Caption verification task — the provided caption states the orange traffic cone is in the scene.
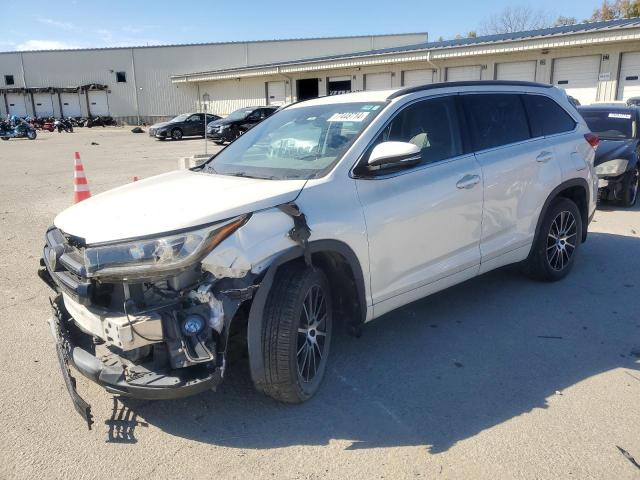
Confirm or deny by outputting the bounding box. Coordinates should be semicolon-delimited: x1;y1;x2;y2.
73;151;91;203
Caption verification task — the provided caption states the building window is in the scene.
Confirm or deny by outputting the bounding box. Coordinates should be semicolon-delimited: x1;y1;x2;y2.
116;71;126;83
4;75;14;86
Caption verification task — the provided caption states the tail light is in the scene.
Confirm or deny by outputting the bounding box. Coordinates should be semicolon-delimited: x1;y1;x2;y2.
584;133;599;149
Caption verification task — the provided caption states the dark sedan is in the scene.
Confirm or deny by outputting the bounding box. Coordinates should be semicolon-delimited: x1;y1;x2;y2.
206;106;277;144
149;112;221;141
578;105;640;207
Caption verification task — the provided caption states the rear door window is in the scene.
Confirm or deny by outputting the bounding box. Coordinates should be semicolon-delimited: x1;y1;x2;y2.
523;95;576;137
463;94;531;151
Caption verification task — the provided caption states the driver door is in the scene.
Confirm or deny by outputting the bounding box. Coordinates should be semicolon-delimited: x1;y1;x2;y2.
354;95;484;316
185;114;203;135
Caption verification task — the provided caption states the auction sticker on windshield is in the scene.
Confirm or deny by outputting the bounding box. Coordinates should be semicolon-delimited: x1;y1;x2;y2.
609;113;632;119
328;112;370;122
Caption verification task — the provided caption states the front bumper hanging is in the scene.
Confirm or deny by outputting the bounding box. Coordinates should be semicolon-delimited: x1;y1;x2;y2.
47;294;224;429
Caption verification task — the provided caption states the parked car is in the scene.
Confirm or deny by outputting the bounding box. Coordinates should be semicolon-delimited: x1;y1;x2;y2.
207;106;277;144
39;81;596;428
578;105;639;206
149;112;221;140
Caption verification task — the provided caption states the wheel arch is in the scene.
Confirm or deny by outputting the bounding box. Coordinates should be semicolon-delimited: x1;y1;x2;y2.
531;178;590;253
246;239;367;392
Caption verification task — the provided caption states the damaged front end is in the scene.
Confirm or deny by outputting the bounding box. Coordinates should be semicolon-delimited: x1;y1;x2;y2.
38;215;258;429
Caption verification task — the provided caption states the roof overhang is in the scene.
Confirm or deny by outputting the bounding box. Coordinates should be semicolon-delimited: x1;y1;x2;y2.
171;23;640;83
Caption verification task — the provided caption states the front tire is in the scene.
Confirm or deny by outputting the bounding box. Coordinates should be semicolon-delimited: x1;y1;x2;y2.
27;131;37;140
262;263;333;403
620;166;639;207
523;197;582;282
171;128;183;141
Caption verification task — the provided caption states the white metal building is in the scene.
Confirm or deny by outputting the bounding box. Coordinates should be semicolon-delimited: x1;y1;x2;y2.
0;33;427;123
171;18;640;115
2;18;640;123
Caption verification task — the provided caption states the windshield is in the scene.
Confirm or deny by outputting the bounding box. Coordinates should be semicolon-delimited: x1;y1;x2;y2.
226;108;254;121
170;113;190;123
580;110;634;139
204;102;384;180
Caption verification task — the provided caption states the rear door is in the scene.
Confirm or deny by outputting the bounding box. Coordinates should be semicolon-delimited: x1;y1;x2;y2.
185;114;203;135
355;94;483;315
462;93;562;271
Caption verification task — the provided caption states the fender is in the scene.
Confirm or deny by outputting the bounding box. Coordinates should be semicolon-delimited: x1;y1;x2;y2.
529;177;590;257
247;239;367;392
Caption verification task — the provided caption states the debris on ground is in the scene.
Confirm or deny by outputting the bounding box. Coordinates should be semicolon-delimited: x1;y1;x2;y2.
90;141;99;145
616;446;640;470
131;127;145;134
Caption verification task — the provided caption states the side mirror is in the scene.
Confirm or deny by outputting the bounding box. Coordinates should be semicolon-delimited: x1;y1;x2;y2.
367;141;422;168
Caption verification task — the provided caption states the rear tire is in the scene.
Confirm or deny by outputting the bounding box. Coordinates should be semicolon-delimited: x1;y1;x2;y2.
262;263;333;403
523;197;582;282
620;166;639;207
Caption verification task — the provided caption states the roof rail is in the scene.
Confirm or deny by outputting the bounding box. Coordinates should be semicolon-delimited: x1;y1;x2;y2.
387;80;553;99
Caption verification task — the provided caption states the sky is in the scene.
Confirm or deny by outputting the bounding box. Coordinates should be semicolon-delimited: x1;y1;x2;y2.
0;0;603;52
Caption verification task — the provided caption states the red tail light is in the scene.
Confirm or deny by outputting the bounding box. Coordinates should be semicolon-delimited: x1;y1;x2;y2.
584;133;599;149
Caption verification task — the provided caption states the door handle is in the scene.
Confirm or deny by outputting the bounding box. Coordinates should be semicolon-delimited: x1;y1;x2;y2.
456;174;481;189
536;151;553;163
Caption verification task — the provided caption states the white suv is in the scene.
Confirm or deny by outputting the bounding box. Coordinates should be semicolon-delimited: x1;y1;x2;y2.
40;81;597;427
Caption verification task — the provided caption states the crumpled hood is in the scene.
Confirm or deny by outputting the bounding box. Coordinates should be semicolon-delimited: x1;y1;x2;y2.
54;170;306;244
594;139;637;166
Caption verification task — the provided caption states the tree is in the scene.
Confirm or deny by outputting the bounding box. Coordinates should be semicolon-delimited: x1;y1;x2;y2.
468;31;477;38
591;0;640;20
554;16;577;26
479;6;552;35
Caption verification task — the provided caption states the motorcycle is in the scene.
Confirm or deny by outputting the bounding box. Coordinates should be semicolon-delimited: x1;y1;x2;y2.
0;120;37;140
86;115;117;127
54;118;74;133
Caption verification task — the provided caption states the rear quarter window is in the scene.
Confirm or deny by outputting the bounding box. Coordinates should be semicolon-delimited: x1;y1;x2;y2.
462;94;531;151
523;95;576;137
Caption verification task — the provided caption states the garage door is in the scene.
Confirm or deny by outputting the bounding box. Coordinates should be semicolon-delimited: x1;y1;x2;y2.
496;61;537;82
87;90;109;116
618;52;640;101
552;56;601;105
6;93;27;117
446;65;482;82
60;92;82;117
403;69;435;87
33;93;54;117
365;72;393;91
266;81;286;106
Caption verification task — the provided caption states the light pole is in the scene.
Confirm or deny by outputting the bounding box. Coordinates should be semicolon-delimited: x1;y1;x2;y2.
202;92;210;155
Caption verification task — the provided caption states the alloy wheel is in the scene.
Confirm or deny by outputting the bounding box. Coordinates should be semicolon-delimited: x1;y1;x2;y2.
296;284;328;383
546;210;577;271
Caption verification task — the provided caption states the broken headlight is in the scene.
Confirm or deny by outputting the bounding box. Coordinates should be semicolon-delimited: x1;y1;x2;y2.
595;159;629;177
83;215;248;280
